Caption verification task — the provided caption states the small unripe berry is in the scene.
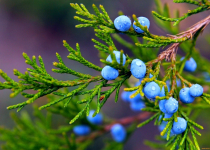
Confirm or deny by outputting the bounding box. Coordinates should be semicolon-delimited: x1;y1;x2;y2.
181;57;197;72
106;51;126;66
164;97;178;114
110;124;126;142
114;15;131;32
101;66;119;80
179;87;195;104
189;84;203;97
143;82;160;100
130;59;146;79
73;125;91;136
172;117;187;134
87;110;103;125
133;17;150;33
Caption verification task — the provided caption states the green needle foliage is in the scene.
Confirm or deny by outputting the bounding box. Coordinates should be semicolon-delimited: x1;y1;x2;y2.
0;92;98;150
1;0;210;149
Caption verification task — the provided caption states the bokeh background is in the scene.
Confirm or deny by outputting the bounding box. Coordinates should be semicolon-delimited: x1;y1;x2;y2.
0;0;210;149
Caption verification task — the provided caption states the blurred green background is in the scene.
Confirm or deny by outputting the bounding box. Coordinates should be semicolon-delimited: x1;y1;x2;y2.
0;0;210;149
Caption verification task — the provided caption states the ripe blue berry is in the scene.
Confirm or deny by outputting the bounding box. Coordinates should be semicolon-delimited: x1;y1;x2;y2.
164;113;173;119
87;110;103;125
106;51;126;66
179;87;195;104
121;91;132;102
172;117;187;134
114;15;131;32
181;57;197;72
101;66;119;80
159;100;167;113
130;59;146;79
110;124;126;142
130;101;145;111
189;84;203;97
164;97;178;114
143;82;160;100
133;17;150;33
73;125;91;136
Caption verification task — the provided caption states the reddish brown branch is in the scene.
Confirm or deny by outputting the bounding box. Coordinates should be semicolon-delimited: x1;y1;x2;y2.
160;15;210;61
76;112;151;142
146;15;210;65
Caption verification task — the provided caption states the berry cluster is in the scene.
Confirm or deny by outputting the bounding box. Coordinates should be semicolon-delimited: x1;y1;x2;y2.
179;57;202;104
130;59;163;102
73;110;127;142
179;84;203;104
101;51;126;80
121;59;158;112
158;116;187;136
158;98;187;135
101;50;203;138
100;14;205;143
114;15;150;33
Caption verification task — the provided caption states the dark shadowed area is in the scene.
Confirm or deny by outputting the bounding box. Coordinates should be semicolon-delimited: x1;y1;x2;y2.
0;0;210;149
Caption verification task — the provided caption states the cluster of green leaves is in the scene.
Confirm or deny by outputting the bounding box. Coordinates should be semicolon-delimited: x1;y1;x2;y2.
1;0;210;150
0;39;131;125
0;92;91;150
153;0;210;26
0;87;118;150
71;1;210;50
0;89;142;150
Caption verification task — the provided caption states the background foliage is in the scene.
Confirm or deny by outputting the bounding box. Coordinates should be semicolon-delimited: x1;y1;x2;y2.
1;0;210;149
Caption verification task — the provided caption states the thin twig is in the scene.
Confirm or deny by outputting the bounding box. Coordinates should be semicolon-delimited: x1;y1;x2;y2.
149;15;210;63
76;112;151;142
